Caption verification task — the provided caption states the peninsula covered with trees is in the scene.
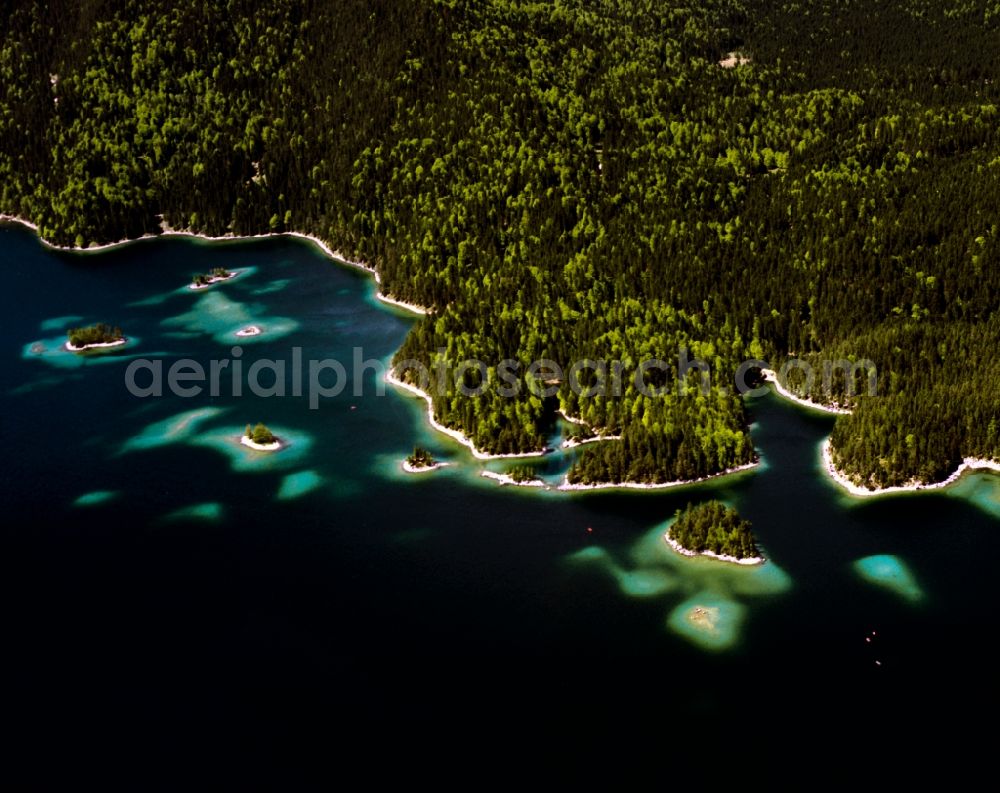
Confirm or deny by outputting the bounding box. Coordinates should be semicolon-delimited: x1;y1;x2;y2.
3;0;1000;489
506;465;541;485
666;501;761;563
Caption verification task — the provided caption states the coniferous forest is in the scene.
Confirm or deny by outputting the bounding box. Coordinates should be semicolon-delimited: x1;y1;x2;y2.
668;500;759;560
3;0;1000;488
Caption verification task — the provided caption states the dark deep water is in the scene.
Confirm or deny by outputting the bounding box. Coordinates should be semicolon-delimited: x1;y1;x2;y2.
2;223;997;780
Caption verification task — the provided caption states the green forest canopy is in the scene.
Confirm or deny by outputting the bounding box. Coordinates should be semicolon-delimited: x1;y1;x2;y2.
192;266;233;285
67;323;123;347
406;446;436;467
668;500;759;560
3;0;1000;488
506;464;541;483
245;422;276;445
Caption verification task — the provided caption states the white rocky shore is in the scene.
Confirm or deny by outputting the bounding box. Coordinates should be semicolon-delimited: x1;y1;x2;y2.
240;435;282;452
664;534;764;566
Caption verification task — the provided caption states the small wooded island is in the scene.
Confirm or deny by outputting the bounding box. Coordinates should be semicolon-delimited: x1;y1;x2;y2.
190;267;237;289
666;501;763;565
403;446;441;473
241;422;282;451
66;323;126;351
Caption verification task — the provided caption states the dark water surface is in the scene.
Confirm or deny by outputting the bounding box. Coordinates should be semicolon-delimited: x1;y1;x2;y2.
2;223;996;779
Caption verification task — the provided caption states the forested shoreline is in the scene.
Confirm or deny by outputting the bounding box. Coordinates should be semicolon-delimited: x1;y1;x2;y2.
3;0;999;488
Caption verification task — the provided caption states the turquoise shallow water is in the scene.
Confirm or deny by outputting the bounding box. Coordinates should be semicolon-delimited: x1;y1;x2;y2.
2;222;998;769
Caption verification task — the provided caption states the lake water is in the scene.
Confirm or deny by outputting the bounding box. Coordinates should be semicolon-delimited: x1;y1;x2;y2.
3;223;997;775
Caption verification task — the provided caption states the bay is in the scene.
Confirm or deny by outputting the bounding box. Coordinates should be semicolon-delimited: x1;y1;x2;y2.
2;222;996;775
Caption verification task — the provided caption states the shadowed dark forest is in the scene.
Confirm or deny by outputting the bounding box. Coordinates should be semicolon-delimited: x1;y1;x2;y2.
3;0;999;488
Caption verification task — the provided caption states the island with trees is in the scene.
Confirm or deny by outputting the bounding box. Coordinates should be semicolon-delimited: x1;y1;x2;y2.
66;323;126;352
190;267;238;289
4;0;1000;490
241;422;282;452
481;464;545;488
403;446;443;473
666;501;763;565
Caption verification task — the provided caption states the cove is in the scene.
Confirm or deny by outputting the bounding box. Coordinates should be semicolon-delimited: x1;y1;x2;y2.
2;220;997;746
